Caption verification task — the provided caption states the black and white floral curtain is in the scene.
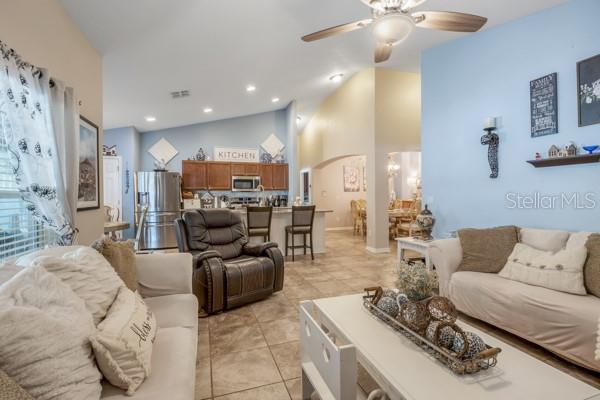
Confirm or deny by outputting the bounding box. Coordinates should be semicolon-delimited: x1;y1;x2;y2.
0;40;78;245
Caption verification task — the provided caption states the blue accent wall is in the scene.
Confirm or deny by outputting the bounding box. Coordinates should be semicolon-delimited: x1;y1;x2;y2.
103;126;141;238
422;0;600;238
140;110;288;172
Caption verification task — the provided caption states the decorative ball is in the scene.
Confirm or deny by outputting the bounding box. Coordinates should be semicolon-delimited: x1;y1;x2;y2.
426;296;458;323
396;293;409;307
398;301;430;334
425;321;457;349
452;331;487;360
376;296;399;318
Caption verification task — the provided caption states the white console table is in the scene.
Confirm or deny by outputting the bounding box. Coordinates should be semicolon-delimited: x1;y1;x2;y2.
395;237;433;271
305;294;600;400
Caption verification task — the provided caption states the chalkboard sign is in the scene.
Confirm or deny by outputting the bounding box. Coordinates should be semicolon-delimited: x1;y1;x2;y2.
530;73;558;137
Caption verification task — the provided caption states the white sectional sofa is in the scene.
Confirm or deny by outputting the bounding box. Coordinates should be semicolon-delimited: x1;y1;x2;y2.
16;248;198;400
430;228;600;372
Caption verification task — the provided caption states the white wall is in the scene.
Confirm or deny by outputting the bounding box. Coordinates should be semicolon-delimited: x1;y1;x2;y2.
313;156;366;229
0;0;104;244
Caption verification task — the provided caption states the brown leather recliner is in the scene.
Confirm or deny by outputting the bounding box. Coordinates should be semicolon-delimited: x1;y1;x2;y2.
175;209;284;315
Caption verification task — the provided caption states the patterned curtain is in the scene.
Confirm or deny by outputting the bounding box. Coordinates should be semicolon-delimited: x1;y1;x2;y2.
0;41;78;245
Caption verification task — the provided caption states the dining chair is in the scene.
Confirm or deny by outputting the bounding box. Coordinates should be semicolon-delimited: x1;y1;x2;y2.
246;206;273;242
285;205;316;261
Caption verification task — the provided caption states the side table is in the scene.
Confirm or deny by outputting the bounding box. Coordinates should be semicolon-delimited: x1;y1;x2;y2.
396;237;433;271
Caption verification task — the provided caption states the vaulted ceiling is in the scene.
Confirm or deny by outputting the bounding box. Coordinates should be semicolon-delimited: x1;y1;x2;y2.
59;0;569;132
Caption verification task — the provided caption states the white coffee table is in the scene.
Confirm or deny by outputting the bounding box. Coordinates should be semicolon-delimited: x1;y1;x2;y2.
307;294;600;400
396;237;433;271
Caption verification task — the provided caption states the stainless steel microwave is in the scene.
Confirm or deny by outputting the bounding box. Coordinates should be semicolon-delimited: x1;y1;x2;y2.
232;176;261;192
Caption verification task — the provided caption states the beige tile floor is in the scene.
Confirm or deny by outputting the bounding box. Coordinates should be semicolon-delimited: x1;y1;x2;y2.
195;231;600;399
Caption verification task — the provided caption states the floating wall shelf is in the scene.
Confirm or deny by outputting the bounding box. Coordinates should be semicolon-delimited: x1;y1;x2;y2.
526;153;600;168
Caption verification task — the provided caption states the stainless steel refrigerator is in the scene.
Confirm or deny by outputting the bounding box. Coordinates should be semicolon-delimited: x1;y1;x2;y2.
134;171;181;250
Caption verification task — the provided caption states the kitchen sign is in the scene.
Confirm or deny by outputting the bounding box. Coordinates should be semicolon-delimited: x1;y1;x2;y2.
214;147;259;163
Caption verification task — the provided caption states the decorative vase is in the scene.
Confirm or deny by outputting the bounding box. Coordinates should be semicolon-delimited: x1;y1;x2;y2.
416;204;435;241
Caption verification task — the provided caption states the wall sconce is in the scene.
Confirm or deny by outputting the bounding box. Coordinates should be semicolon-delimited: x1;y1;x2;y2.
481;117;499;179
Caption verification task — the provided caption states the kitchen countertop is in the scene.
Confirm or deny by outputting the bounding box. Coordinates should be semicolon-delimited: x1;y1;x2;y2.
181;207;332;214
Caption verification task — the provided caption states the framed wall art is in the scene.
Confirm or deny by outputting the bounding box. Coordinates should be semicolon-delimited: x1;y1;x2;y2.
530;73;558;137
343;165;360;192
77;116;100;211
577;54;600;127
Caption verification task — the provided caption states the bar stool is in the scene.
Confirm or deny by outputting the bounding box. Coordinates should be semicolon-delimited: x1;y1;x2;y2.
285;205;316;261
246;206;273;242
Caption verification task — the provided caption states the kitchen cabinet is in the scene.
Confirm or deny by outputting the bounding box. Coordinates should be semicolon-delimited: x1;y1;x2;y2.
272;164;288;190
182;161;207;189
207;162;231;190
182;161;287;191
231;163;260;176
259;164;274;189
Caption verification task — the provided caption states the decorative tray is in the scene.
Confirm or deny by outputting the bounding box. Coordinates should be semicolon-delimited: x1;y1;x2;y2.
363;287;501;375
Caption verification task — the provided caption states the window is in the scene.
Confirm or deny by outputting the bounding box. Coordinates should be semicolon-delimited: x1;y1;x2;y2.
0;113;55;261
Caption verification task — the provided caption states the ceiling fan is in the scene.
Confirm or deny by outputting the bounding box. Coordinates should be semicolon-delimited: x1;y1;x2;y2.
301;0;487;63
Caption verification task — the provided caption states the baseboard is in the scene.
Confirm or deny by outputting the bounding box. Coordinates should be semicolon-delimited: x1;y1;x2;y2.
366;246;391;254
326;226;354;231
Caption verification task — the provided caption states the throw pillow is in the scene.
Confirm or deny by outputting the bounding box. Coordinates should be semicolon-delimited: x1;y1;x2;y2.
0;262;22;285
499;243;587;295
91;238;138;292
583;233;600;297
90;286;157;395
457;226;519;273
0;368;33;400
30;247;124;325
0;266;102;400
519;228;570;252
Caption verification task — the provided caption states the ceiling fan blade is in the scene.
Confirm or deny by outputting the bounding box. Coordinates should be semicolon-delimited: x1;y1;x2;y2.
413;11;487;32
360;0;385;11
374;43;393;63
302;19;372;42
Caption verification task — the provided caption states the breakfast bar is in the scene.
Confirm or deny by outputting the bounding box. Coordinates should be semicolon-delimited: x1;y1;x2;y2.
232;208;333;255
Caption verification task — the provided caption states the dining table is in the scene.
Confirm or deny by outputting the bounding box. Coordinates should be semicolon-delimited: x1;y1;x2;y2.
357;208;416;239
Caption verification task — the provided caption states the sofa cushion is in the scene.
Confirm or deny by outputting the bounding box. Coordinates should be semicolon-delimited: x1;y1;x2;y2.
100;326;197;400
0;266;102;400
457;226;518;273
499;243;588;295
144;294;198;329
0;369;33;400
583;234;600;297
449;271;600;372
519;228;570;252
91;287;157;395
29;247;124;325
91;238;138;292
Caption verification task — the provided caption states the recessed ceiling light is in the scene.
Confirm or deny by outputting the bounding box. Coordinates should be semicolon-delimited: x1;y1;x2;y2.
246;84;256;92
272;97;280;103
203;107;213;113
145;116;156;122
329;73;344;83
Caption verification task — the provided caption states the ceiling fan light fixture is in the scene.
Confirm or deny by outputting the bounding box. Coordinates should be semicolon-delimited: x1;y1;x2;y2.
372;13;415;45
329;73;344;83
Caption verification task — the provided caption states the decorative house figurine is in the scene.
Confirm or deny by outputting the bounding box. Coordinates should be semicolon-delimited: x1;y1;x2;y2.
566;143;577;156
189;147;207;161
535;152;542;160
558;149;568;157
548;145;560;158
